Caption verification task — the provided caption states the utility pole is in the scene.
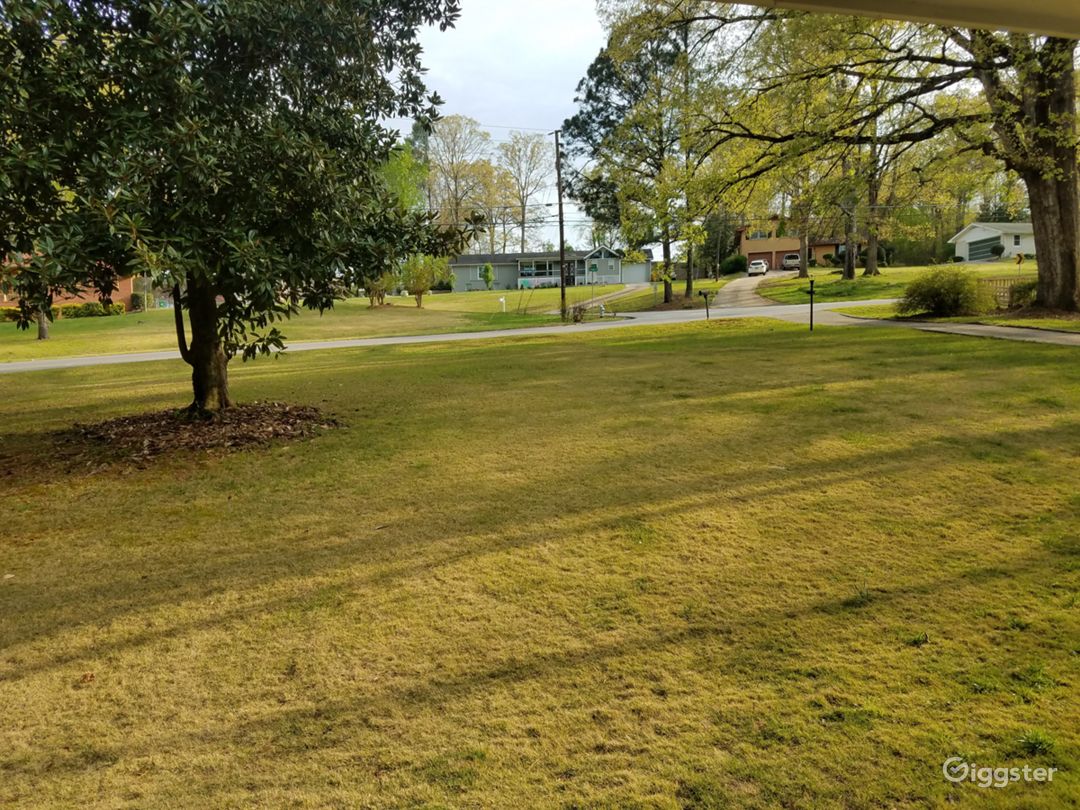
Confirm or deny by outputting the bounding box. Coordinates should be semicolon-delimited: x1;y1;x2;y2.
554;129;567;321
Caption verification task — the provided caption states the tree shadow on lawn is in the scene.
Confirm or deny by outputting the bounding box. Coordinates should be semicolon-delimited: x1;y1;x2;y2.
1;413;1077;681
16;549;1063;789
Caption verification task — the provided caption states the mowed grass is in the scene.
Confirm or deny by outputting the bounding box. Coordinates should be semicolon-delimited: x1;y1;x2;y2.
605;278;732;313
0;285;624;363
759;264;1037;305
841;303;1080;334
1;320;1078;808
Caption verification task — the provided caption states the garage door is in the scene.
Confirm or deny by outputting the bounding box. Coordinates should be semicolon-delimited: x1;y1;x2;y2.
967;236;1001;262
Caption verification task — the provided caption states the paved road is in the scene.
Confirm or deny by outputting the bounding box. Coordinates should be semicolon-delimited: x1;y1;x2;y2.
0;299;889;375
714;270;796;307
2;292;1078;375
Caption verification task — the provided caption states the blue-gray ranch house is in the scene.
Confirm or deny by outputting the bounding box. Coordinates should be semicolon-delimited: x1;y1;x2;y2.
448;246;653;292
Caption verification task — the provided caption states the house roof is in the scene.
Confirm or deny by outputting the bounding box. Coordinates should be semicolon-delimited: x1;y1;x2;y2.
450;246;652;265
948;222;1034;243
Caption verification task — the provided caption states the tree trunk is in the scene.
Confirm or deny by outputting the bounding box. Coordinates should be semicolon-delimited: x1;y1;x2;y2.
863;177;881;276
661;237;673;303
520;205;527;253
843;209;856;281
415;292;424;308
1026;171;1080;310
684;243;694;299
184;278;231;413
36;306;49;340
798;232;809;279
863;232;880;277
977;36;1079;310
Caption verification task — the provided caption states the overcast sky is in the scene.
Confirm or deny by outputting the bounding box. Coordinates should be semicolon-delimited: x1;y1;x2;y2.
390;0;608;247
416;0;605;133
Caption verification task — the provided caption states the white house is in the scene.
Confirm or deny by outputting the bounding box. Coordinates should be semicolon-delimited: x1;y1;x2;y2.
948;222;1036;261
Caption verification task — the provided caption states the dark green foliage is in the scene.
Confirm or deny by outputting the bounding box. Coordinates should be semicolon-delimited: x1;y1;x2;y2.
858;244;888;267
130;292;144;312
951;255;966;262
700;211;737;277
990;244;1006;257
1009;280;1038;309
719;254;748;275
2;0;468;409
898;267;995;316
57;301;124;318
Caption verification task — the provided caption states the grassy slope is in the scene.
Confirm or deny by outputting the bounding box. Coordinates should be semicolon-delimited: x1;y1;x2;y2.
1;320;1078;808
606;277;732;313
759;264;1037;305
0;285;624;363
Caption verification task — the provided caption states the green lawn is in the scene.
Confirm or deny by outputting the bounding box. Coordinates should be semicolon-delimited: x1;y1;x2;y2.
1;320;1077;808
0;285;624;363
842;303;1080;334
759;264;1037;305
606;277;732;313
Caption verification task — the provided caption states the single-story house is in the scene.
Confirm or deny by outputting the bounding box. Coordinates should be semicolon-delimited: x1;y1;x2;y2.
736;226;844;269
0;274;136;311
448;246;653;292
948;222;1035;261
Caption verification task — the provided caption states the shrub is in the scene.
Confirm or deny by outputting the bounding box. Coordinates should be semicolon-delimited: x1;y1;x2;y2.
951;255;965;262
59;301;108;318
109;302;125;315
898;267;995;317
1008;280;1038;309
570;303;588;323
481;263;494;290
130;292;144;311
990;244;1005;258
719;254;748;275
808;258;818;268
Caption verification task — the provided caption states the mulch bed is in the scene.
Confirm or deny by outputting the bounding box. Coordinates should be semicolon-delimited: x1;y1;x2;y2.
2;402;340;478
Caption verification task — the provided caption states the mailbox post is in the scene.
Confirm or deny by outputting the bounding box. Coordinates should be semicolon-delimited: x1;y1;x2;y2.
809;279;815;332
698;289;715;320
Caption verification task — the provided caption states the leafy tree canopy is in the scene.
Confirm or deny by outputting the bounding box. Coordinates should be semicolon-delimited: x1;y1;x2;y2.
1;0;470;411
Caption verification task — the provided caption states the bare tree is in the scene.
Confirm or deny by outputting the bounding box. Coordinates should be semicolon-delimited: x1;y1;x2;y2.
498;132;554;252
428;115;490;228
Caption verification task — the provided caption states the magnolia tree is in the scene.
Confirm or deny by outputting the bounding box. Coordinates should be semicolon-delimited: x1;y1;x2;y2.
1;0;469;413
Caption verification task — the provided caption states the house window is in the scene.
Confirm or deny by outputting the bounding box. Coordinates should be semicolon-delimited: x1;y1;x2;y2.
1013;235;1021;246
607;260;615;271
749;229;769;240
475;267;486;281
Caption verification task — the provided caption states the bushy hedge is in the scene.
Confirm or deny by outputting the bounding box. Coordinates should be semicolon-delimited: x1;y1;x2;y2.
719;254;748;275
1008;280;1038;309
898;267;995;317
2;306;59;321
130;292;145;311
59;301;126;318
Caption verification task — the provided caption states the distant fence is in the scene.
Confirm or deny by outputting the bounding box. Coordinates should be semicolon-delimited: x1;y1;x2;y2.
979;276;1027;307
